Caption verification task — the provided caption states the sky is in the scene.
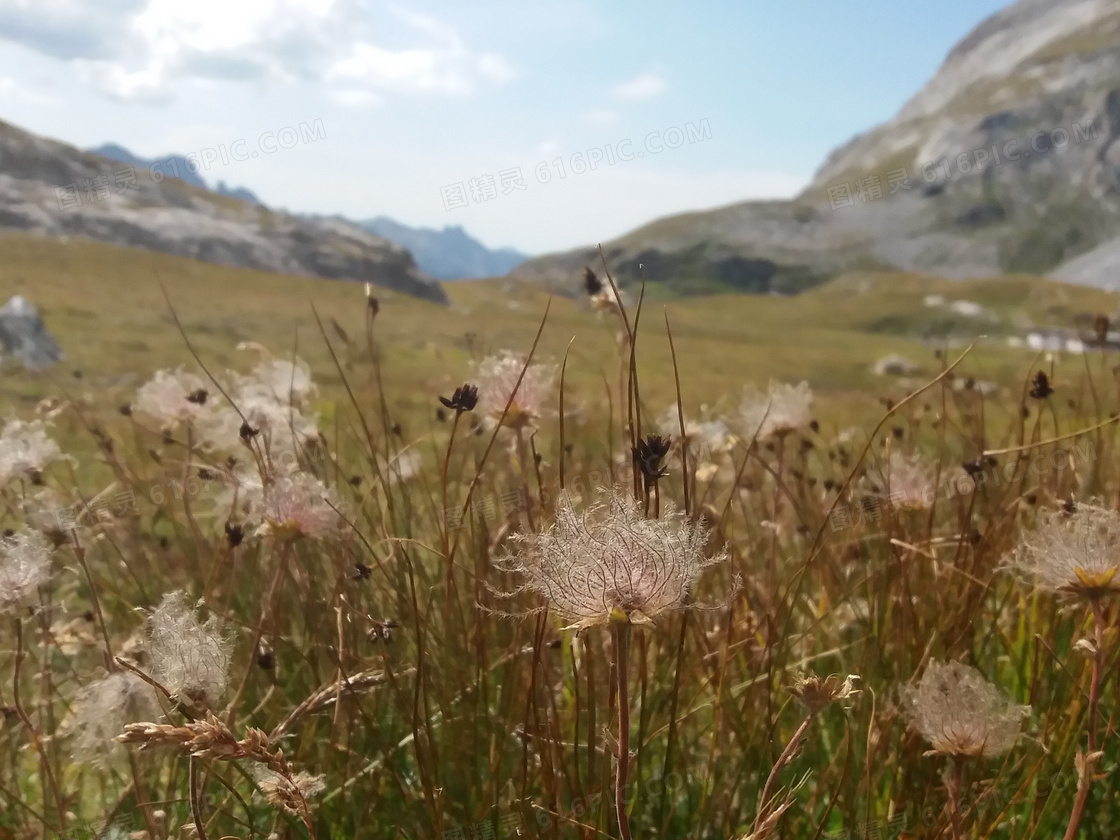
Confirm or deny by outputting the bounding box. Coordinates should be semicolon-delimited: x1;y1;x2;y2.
0;0;1013;255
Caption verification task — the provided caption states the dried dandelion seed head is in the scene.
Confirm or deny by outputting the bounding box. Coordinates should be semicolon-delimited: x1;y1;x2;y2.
903;661;1029;758
0;418;66;487
0;527;52;613
196;395;318;456
1006;502;1120;600
147;591;232;712
251;766;326;814
740;380;813;441
247;356;316;405
657;405;733;459
64;671;161;765
134;367;213;428
788;673;861;715
495;489;732;630
255;471;342;541
474;350;556;429
866;451;936;510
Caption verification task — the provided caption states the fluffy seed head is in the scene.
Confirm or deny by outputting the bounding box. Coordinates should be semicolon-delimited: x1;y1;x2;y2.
0;418;65;487
147;591;232;712
903;661;1029;758
474;350;555;429
866;451;937;510
0;527;52;613
789;673;861;715
1006;502;1120;600
496;489;731;629
64;671;161;765
134;367;212;428
740;380;813;440
251;767;326;814
255;471;342;541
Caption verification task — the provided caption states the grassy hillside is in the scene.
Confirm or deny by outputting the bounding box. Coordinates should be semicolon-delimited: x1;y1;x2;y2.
3;233;1117;427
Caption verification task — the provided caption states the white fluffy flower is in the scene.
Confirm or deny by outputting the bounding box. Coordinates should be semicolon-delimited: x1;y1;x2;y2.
147;591;232;712
134;367;211;428
474;351;555;429
496;489;731;629
0;527;52;613
0;419;65;487
64;671;162;765
740;380;813;440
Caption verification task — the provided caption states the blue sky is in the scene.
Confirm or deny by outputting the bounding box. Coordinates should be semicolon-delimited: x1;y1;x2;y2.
0;0;1011;254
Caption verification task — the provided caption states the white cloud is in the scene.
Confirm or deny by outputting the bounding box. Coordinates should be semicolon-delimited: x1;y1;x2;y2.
329;88;381;108
583;108;618;125
613;73;665;102
0;0;514;102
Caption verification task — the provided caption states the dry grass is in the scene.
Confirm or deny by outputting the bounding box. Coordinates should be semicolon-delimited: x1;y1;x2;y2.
0;234;1118;839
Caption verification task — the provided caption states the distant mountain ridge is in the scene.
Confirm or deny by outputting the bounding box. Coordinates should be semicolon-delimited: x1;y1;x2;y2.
88;143;264;205
514;0;1120;295
0;121;448;303
355;216;528;280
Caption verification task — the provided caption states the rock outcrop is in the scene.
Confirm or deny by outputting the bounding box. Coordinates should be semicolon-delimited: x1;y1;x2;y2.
0;121;449;304
514;0;1120;295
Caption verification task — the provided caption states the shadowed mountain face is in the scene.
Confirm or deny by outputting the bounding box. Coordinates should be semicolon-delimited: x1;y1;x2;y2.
354;217;528;280
0;122;449;304
514;0;1120;296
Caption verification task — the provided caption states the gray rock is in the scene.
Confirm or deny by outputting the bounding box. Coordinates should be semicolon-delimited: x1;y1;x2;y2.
0;296;62;369
0;121;449;305
874;355;921;377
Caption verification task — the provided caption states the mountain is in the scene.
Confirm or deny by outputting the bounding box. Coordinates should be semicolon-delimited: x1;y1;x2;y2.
0;121;448;304
514;0;1120;296
355;217;528;280
88;143;264;205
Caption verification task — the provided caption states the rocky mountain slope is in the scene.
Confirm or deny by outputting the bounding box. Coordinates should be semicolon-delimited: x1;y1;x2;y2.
355;217;528;280
0;121;449;304
514;0;1120;295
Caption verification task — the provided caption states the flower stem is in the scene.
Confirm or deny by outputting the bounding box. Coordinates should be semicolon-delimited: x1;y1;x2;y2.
1063;597;1106;840
753;713;812;836
612;621;633;840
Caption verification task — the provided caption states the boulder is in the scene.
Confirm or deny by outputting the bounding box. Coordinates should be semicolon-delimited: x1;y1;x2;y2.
0;296;63;369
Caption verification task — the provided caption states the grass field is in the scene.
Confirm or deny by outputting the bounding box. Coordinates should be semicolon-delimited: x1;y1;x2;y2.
1;233;1119;839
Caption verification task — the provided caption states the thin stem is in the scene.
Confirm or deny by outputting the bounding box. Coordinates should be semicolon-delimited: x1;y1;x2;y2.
754;714;813;836
189;756;210;840
612;621;633;840
1062;598;1106;840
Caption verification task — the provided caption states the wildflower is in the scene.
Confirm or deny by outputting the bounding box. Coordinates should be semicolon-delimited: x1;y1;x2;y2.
583;266;604;296
866;451;937;510
495;489;731;630
474;351;555;429
439;383;479;414
256;471;342;541
0;418;65;487
632;434;672;485
740;380;813;440
64;671;161;765
0;527;52;613
147;591;232;712
788;673;861;715
1029;371;1053;399
1006;502;1120;600
903;661;1029;758
133;367;213;428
